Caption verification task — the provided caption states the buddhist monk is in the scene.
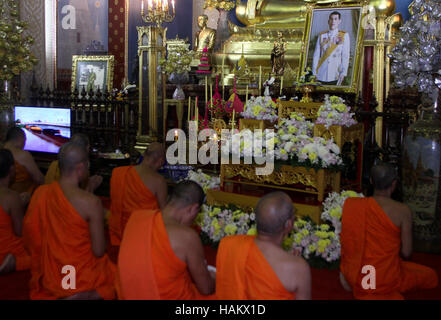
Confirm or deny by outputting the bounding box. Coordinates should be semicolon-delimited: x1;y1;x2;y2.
23;142;116;300
3;127;44;194
0;149;31;274
117;181;215;300
45;133;103;193
340;163;439;300
216;192;311;300
109;142;167;245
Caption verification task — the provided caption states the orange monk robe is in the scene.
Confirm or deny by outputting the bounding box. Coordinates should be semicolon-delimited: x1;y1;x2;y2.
23;182;116;300
216;235;295;300
0;206;30;271
10;161;38;194
117;210;214;300
44;160;60;185
109;166;159;246
340;197;439;300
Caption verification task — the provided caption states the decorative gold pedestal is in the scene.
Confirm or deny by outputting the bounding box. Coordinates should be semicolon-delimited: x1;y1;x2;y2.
314;123;365;190
278;100;322;121
220;163;340;203
207;189;322;224
239;118;275;131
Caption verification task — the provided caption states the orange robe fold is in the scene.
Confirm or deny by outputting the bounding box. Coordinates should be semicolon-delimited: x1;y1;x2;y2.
44;160;60;185
23;182;116;300
216;235;295;300
0;206;30;271
117;210;212;300
109;166;159;246
11;161;38;194
340;197;438;300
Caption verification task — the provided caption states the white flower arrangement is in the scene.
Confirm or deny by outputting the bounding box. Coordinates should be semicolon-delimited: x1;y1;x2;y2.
284;219;341;263
321;190;364;236
241;96;278;122
185;169;220;192
196;190;363;266
296;137;343;168
315;95;357;129
197;205;257;245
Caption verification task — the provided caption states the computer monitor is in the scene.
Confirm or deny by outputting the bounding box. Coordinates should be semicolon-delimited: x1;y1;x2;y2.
14;106;71;154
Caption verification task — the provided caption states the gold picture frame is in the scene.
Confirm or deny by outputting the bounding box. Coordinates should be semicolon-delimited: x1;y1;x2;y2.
298;1;367;93
71;55;115;92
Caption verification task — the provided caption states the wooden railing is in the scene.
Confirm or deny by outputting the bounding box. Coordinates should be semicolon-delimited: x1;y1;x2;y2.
29;86;139;155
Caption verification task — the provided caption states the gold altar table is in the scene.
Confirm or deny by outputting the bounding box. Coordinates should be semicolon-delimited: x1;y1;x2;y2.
207;189;322;224
220;163;340;203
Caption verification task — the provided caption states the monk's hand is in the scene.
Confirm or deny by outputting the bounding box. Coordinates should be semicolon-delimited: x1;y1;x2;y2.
87;175;103;193
19;192;31;206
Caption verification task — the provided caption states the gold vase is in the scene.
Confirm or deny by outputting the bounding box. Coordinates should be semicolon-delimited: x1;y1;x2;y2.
299;84;316;103
402;91;441;253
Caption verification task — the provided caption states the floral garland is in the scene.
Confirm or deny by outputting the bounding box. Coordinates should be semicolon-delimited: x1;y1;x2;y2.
196;204;256;247
272;112;343;169
315;95;357;129
321;190;364;236
283;218;340;267
196;190;364;268
185;169;220;192
241;96;279;122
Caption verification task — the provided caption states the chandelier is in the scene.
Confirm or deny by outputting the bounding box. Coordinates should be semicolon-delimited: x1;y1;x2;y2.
141;0;175;27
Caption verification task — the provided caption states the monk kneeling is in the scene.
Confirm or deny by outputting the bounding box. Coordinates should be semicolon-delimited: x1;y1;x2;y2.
3;127;44;195
117;181;215;299
0;149;31;274
340;163;439;299
216;192;311;300
45;133;102;193
24;142;116;300
109;142;167;245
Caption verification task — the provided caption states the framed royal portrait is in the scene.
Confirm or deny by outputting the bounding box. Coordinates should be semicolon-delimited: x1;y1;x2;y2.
298;2;366;93
71;55;114;92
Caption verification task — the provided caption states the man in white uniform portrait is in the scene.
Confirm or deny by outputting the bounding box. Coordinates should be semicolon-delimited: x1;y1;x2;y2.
312;11;350;86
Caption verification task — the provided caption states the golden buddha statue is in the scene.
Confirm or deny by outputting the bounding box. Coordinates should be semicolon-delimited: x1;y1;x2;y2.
235;0;356;28
194;15;217;54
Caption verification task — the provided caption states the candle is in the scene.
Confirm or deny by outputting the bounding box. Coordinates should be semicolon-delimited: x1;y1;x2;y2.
222;46;226;100
245;85;248;108
232;109;235;130
195;97;199;123
210;82;213;112
187;96;191;122
259;66;262;93
174;129;178;141
148;0;152;11
205;76;208;106
141;0;144;14
280;76;283;96
172;0;175;14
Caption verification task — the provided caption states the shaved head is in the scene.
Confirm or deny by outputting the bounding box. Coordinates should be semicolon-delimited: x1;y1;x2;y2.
144;142;165;161
58;142;88;175
256;192;295;235
169;181;205;208
371;163;398;191
6;127;25;142
70;133;90;149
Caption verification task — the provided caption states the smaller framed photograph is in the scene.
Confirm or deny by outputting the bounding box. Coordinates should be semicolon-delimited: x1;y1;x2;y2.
71;55;114;92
